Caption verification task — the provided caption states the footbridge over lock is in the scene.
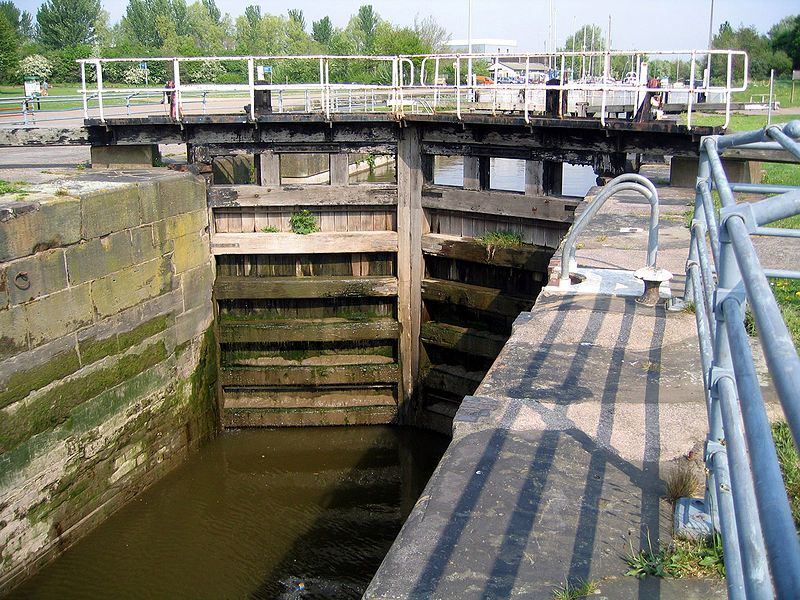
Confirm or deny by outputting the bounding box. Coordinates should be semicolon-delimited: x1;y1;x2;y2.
0;50;740;431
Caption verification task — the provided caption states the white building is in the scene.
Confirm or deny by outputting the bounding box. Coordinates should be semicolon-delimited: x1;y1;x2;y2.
445;38;517;54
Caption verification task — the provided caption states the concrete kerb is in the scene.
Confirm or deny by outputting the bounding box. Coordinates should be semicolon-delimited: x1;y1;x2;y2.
366;173;723;599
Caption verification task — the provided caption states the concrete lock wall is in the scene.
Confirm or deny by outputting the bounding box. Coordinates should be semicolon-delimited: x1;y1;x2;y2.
0;171;217;590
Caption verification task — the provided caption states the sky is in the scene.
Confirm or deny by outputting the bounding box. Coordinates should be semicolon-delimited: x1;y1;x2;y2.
12;0;799;52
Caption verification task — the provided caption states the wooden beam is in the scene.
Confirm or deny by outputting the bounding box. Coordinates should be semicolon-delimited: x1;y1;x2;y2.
422;186;578;223
396;124;424;412
223;404;397;427
223;389;397;410
214;275;398;299
219;318;400;343
221;363;400;386
422;234;554;272
258;152;280;186
463;156;480;190
211;231;398;255
0;127;90;147
208;184;397;207
424;364;485;398
422;278;535;317
420;321;507;359
330;153;350;186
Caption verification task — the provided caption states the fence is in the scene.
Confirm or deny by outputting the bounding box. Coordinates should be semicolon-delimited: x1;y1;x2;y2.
683;119;800;599
0;50;749;128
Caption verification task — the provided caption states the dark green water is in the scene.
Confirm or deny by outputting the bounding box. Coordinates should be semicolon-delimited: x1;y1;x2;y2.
9;427;448;600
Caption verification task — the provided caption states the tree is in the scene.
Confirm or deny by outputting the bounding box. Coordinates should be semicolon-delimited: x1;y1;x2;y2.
288;9;305;32
37;0;101;48
312;16;333;46
769;14;800;69
20;54;53;79
201;0;221;24
0;14;17;82
414;15;448;53
356;4;379;52
713;20;793;80
0;1;33;40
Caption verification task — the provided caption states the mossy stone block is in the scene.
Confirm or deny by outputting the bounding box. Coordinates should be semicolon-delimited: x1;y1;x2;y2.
91;257;174;318
66;231;135;286
0;197;81;262
0;305;29;360
0;349;81;410
3;248;68;306
81;186;141;240
25;284;93;348
90;144;157;169
172;233;209;274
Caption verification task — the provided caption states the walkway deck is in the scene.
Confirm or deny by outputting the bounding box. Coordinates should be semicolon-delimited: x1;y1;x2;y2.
366;170;728;598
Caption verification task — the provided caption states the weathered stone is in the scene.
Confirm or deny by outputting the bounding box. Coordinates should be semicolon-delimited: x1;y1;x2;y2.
158;175;206;218
172;233;209;274
81;186;141;240
175;303;213;345
25;285;93;348
0;349;81;410
91;257;173;318
0;269;7;309
670;156;762;188
90;145;158;169
0;305;29;360
66;232;134;286
162;210;208;240
130;225;173;264
2;249;68;306
137;181;161;224
180;263;214;311
0;197;81;262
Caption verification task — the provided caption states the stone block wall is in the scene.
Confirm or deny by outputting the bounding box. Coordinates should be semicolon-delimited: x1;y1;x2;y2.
0;171;217;590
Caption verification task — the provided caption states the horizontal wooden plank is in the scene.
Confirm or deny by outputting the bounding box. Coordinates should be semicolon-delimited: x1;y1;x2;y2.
422;186;578;223
215;275;398;299
209;183;397;208
221;363;400;386
420;321;507;359
223;404;397;427
211;231;398;255
219;318;400;343
0;127;90;147
422;278;534;317
421;233;553;272
424;364;485;399
223;388;397;410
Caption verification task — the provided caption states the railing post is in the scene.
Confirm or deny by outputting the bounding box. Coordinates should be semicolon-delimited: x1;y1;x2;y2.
96;60;105;122
247;57;255;120
172;58;181;120
80;61;88;119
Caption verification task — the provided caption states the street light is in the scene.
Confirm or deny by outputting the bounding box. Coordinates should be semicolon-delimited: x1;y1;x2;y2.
467;0;473;88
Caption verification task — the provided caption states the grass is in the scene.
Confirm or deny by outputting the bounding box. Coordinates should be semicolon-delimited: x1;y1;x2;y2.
773;421;800;529
664;462;701;503
289;209;319;235
732;80;800;109
478;230;524;248
624;532;725;580
0;180;30;195
682;112;798;131
261;225;280;233
552;578;599;600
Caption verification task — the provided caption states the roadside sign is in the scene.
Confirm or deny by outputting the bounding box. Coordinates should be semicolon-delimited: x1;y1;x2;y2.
264;65;273;74
139;62;147;70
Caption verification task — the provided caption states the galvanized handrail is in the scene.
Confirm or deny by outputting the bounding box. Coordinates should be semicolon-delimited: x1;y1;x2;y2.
72;49;747;126
684;119;800;599
558;173;659;284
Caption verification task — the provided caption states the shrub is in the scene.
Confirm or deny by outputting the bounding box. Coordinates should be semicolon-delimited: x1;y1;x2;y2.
19;54;52;80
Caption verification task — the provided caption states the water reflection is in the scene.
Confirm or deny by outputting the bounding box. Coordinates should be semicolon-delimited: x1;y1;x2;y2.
9;427;448;600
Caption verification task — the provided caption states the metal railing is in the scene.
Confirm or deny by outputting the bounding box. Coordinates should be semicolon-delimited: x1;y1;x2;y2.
68;49;747;127
684;119;800;599
558;173;660;285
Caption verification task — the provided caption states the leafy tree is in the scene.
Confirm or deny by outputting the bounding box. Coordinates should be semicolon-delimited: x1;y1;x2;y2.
312;16;333;46
287;9;305;32
20;54;53;79
122;0;191;49
244;5;260;29
562;24;605;53
355;4;379;52
769;14;800;69
202;0;221;24
37;0;101;48
0;14;17;82
0;1;33;40
414;15;448;52
713;20;793;79
187;1;233;54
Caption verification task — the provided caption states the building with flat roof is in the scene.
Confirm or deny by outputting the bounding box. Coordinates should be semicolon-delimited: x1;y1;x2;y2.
445;38;517;54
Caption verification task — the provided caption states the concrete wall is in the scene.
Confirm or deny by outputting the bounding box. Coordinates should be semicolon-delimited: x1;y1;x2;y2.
0;171;217;590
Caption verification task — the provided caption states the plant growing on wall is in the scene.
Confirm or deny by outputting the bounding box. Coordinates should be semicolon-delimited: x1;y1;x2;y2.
289;209;319;234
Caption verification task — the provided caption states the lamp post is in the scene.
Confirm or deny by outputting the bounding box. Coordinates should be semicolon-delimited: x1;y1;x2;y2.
705;0;714;88
467;0;473;88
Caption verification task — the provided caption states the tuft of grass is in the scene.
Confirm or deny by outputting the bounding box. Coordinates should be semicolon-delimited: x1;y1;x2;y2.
0;180;30;195
552;578;599;600
289;209;319;235
664;462;701;503
261;225;280;233
479;230;523;248
625;531;725;580
773;421;800;529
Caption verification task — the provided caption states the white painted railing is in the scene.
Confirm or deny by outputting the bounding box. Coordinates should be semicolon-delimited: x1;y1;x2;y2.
50;50;746;128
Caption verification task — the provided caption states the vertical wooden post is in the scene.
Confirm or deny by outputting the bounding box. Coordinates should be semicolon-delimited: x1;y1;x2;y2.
259;152;281;186
543;161;563;195
463;156;480;190
421;154;435;185
330;153;350;186
397;126;423;418
525;159;544;196
478;156;491;190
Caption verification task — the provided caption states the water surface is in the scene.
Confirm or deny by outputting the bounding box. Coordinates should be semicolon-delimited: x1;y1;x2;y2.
10;427;448;600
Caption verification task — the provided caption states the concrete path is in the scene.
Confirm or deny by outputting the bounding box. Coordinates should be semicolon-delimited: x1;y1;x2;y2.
366;170;727;598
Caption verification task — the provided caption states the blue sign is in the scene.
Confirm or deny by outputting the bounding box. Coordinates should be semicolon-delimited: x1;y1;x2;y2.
264;65;273;74
139;62;147;70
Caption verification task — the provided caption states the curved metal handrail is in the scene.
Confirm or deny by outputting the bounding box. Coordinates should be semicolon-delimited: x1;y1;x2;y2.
559;173;659;285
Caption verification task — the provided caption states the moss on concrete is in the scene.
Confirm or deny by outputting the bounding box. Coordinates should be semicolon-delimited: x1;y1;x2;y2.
0;349;81;410
79;314;172;367
0;341;168;455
